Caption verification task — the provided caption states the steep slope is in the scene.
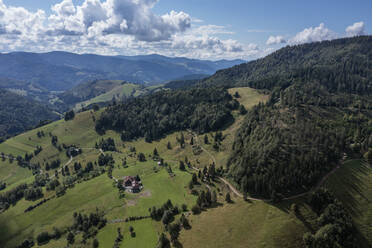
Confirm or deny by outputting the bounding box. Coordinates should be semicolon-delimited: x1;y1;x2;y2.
59;80;126;106
0;89;59;141
95;87;240;142
0;78;52;103
200;36;372;199
203;36;372;94
73;83;164;110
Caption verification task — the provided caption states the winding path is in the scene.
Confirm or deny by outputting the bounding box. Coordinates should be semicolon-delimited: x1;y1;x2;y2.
191;132;344;202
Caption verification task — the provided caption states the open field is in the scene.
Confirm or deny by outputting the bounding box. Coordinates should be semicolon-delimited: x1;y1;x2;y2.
180;199;306;248
0;160;33;190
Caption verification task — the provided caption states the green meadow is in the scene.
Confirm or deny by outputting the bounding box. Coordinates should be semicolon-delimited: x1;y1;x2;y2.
0;87;327;248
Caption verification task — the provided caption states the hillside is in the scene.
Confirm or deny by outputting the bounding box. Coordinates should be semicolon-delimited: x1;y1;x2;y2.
59;80;127;106
0;89;59;142
203;36;372;93
0;52;244;91
324;159;372;247
194;36;372;200
0;87;290;248
72;83;163;110
95;87;239;141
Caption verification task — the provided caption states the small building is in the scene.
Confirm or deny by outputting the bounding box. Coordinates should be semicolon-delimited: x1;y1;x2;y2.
122;176;143;193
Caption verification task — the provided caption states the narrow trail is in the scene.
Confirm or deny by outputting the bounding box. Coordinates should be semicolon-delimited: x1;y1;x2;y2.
191;132;344;202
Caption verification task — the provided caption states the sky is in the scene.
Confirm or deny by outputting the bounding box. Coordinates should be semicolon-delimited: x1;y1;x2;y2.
0;0;370;60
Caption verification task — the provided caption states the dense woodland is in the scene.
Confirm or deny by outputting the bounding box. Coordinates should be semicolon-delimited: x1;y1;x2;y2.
203;36;372;93
95;88;239;142
224;36;372;199
0;89;58;142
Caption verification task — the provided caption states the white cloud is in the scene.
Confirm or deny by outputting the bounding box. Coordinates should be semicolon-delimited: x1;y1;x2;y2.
346;21;365;37
0;0;262;60
266;35;286;45
52;0;76;16
290;23;337;44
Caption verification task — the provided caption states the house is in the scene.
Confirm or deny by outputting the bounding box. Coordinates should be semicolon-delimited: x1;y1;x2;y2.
122;176;143;193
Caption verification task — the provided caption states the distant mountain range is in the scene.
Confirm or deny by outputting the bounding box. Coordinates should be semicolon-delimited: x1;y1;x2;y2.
0;51;245;91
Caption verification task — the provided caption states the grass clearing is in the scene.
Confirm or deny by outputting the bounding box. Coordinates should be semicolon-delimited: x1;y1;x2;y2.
0;160;33;191
180;199;306;248
324;159;372;247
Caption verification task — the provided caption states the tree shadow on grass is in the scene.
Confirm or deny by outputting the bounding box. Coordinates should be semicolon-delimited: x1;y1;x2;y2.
172;239;183;248
268;160;372;247
325;160;371;217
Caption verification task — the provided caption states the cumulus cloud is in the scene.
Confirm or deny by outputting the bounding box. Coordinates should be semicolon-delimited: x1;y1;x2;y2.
0;0;260;60
290;23;337;44
345;21;366;37
46;0;192;41
266;35;286;45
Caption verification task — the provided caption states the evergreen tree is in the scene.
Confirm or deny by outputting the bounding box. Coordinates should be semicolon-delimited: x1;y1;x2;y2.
192;173;198;184
93;239;99;248
179;161;186;171
138;153;146;162
204;134;209;144
67;232;75;245
153;148;159;157
225;193;232;203
157;233;170;248
211;191;218;204
239;105;247;115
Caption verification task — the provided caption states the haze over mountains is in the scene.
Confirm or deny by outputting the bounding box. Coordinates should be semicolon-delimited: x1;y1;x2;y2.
0;51;244;91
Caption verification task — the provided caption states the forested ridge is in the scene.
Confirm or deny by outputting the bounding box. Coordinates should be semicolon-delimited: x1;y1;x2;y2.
202;36;372;95
221;36;372;199
0;89;59;142
95;88;239;142
228;84;372;198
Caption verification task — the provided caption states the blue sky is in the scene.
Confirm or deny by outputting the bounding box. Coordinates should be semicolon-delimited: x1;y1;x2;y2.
0;0;370;60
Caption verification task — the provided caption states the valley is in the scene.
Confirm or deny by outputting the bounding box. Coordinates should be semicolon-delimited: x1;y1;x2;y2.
0;87;271;248
0;36;371;248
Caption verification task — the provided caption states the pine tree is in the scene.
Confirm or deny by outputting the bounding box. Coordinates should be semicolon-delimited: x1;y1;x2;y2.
93;239;99;248
67;232;75;245
211;190;217;204
153;148;159;157
157;233;170;248
225;192;231;203
179;161;186;171
204;134;209;144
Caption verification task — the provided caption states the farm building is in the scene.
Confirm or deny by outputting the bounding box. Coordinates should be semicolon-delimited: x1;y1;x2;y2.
122;176;143;193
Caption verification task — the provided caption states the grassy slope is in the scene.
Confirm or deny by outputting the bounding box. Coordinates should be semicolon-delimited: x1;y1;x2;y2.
324;159;372;247
0;160;33;190
179;88;309;248
180;199;306;248
74;83;141;109
0;87;312;248
74;83;164;110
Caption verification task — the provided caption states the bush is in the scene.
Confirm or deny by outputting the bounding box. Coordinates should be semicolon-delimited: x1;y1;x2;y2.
191;205;201;215
36;232;50;245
